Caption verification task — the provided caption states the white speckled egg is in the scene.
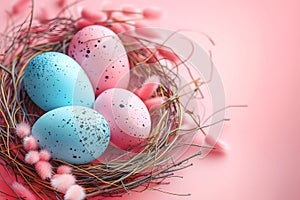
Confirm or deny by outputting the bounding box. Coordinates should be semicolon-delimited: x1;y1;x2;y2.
94;88;151;151
32;106;110;164
24;52;95;111
68;25;130;96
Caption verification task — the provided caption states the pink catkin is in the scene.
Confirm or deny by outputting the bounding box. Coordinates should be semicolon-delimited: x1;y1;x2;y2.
12;182;36;200
23;136;38;151
39;149;51;161
16;122;31;138
35;161;53;180
25;151;40;165
142;6;163;20
144;97;166;110
57;165;72;174
81;8;107;22
64;185;86;200
51;174;76;193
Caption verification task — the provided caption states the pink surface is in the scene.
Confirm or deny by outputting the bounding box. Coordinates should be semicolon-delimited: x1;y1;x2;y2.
1;0;300;200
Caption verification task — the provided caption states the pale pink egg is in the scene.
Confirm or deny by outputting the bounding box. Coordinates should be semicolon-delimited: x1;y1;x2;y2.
68;25;130;96
94;88;151;151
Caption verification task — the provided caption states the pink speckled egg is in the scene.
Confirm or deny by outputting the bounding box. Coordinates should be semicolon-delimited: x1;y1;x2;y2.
68;25;130;96
94;88;151;151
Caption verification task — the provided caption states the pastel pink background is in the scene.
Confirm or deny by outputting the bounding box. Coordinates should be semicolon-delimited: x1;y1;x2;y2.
1;0;300;200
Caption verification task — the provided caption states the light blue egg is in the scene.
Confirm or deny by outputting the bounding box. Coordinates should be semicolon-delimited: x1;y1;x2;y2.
24;52;95;111
32;106;110;164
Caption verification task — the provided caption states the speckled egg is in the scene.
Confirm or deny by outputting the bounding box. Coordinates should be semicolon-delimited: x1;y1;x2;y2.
94;88;151;151
32;106;110;164
68;25;130;96
24;52;95;111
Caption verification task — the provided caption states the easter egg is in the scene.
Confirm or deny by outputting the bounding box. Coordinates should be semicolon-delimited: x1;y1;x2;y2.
24;52;95;111
94;88;151;151
32;106;110;164
68;25;130;96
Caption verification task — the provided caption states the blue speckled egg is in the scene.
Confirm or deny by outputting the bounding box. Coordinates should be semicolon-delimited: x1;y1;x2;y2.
32;106;110;164
24;52;95;111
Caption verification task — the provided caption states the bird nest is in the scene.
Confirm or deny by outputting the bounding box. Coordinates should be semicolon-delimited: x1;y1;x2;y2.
0;1;223;199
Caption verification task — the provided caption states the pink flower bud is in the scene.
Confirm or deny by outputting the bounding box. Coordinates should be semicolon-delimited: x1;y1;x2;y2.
81;8;107;22
135;21;148;29
142;6;163;20
76;19;93;29
205;135;230;153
